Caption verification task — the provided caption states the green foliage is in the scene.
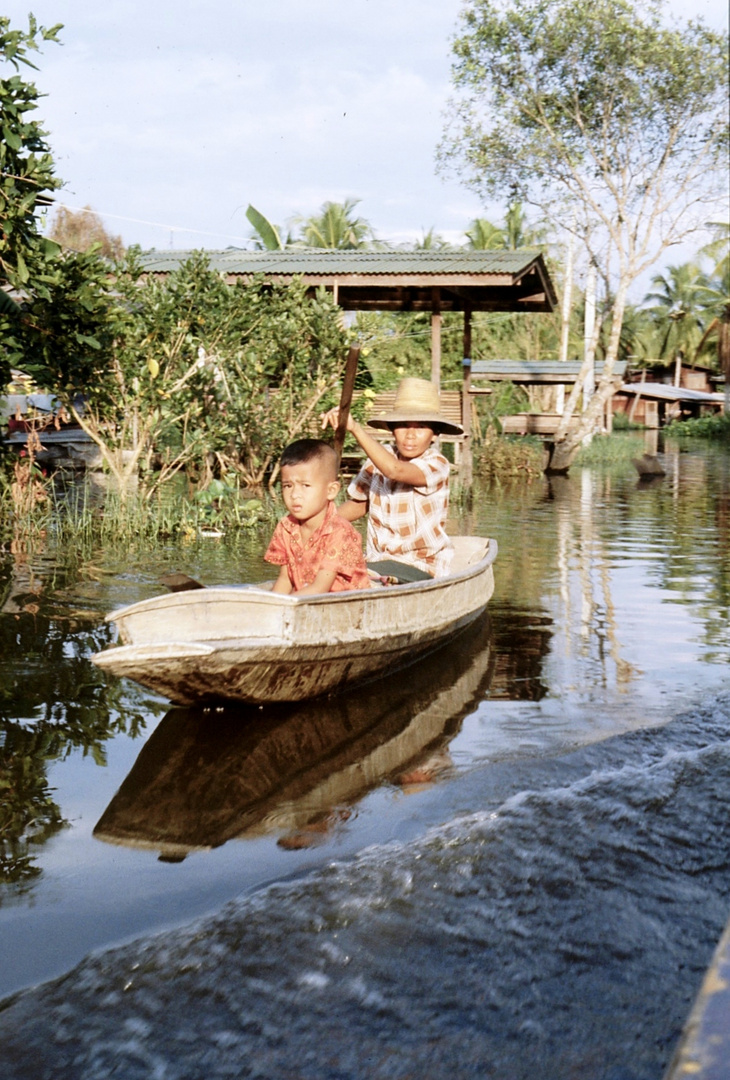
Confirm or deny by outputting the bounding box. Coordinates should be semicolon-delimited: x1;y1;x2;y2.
0;474;274;552
444;0;727;212
476;381;531;432
353;310;432;386
0;743;65;886
354;307;564;394
16;251;350;494
0;14;63;387
476;430;544;479
611;411;642;432
245;204;284;250
295;198;373;249
0;287;20;315
664;414;730;441
441;0;729;463
14;246;122;388
642;262;711;362
414;227;450;250
193;479;264;530
0;545;156;888
573;432;647;465
465;217;504;250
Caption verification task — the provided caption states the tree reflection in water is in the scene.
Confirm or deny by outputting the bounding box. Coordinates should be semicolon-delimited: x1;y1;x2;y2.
0;555;151;890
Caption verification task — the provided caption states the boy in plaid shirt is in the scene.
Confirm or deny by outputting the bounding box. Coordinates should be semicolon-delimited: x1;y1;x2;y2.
322;378;463;579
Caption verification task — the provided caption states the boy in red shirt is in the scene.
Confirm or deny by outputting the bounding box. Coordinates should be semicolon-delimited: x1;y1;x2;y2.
265;439;371;594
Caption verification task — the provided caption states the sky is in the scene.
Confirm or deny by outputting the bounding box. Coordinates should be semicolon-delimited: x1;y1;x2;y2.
3;0;729;262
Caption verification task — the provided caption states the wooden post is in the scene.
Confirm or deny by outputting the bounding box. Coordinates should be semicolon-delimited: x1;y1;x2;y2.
461;359;473;485
463;306;472;362
628;370;646;423
431;287;441;388
460;308;473;484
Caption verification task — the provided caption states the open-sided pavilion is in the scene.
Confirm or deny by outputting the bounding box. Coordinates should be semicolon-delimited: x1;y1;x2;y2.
139;248;557;387
140;249;558;480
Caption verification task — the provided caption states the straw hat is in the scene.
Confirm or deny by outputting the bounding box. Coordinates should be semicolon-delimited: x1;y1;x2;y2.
367;378;464;435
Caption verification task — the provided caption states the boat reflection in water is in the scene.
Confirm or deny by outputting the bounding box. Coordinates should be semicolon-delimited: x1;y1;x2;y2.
93;615;495;860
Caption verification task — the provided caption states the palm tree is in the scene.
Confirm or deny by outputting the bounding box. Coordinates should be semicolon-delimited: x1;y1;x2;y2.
695;222;730;409
465;217;504;250
295;199;373;249
504;201;547;250
643;263;708;365
414;228;448;250
466;202;544;251
503;201;528;250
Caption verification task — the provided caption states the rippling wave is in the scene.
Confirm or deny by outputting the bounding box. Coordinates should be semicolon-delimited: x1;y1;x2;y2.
2;695;729;1080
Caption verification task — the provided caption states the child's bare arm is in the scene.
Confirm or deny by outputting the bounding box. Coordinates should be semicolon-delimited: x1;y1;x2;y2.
295;567;338;595
321;409;427;486
271;566;293;594
337;499;367;522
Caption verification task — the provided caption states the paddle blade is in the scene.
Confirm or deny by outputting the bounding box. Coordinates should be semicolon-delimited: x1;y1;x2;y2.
333;345;360;467
159;573;206;593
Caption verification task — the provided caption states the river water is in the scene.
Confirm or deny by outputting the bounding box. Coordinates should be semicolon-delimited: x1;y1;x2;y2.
1;436;729;1079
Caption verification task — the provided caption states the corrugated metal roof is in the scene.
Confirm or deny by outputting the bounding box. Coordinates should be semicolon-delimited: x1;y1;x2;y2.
138;248;545;277
472;360;627;377
619;381;724;403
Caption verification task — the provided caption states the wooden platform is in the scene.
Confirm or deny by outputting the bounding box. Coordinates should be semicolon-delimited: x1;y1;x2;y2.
499;413;579;436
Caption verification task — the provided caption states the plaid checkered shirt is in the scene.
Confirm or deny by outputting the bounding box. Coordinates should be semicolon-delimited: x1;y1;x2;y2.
347;443;454;578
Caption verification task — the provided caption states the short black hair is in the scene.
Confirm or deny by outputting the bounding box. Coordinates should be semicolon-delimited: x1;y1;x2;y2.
280;438;338;479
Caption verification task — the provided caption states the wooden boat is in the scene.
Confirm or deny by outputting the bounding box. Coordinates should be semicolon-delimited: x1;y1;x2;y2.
91;536;497;706
93;615;495;859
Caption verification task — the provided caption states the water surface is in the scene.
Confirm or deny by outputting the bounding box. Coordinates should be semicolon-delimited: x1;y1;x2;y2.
1;437;729;1079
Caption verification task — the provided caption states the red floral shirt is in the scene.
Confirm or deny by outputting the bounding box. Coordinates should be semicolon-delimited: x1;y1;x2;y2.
265;501;371;592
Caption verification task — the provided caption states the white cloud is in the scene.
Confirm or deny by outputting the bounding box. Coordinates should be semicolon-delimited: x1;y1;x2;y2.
3;0;726;265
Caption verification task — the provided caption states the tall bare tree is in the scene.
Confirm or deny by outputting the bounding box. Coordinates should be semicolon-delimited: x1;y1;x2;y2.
48;205;124;260
440;0;728;469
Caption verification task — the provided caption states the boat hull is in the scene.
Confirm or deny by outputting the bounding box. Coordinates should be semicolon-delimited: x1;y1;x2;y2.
92;536;497;705
93;615;496;858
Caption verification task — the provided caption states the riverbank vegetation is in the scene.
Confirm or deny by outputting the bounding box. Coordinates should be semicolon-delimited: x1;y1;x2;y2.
664;414;730;441
1;5;728;520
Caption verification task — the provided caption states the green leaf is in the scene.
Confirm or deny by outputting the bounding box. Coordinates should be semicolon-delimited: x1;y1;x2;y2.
74;333;101;348
0;289;22;316
2;125;22;151
245;204;283;250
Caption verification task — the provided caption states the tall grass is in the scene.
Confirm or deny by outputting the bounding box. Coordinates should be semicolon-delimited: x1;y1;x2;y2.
476;432;545;479
573;432;647;466
0;470;275;552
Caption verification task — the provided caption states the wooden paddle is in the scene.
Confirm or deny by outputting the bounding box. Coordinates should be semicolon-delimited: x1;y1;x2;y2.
159;572;205;593
333;345;361;470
